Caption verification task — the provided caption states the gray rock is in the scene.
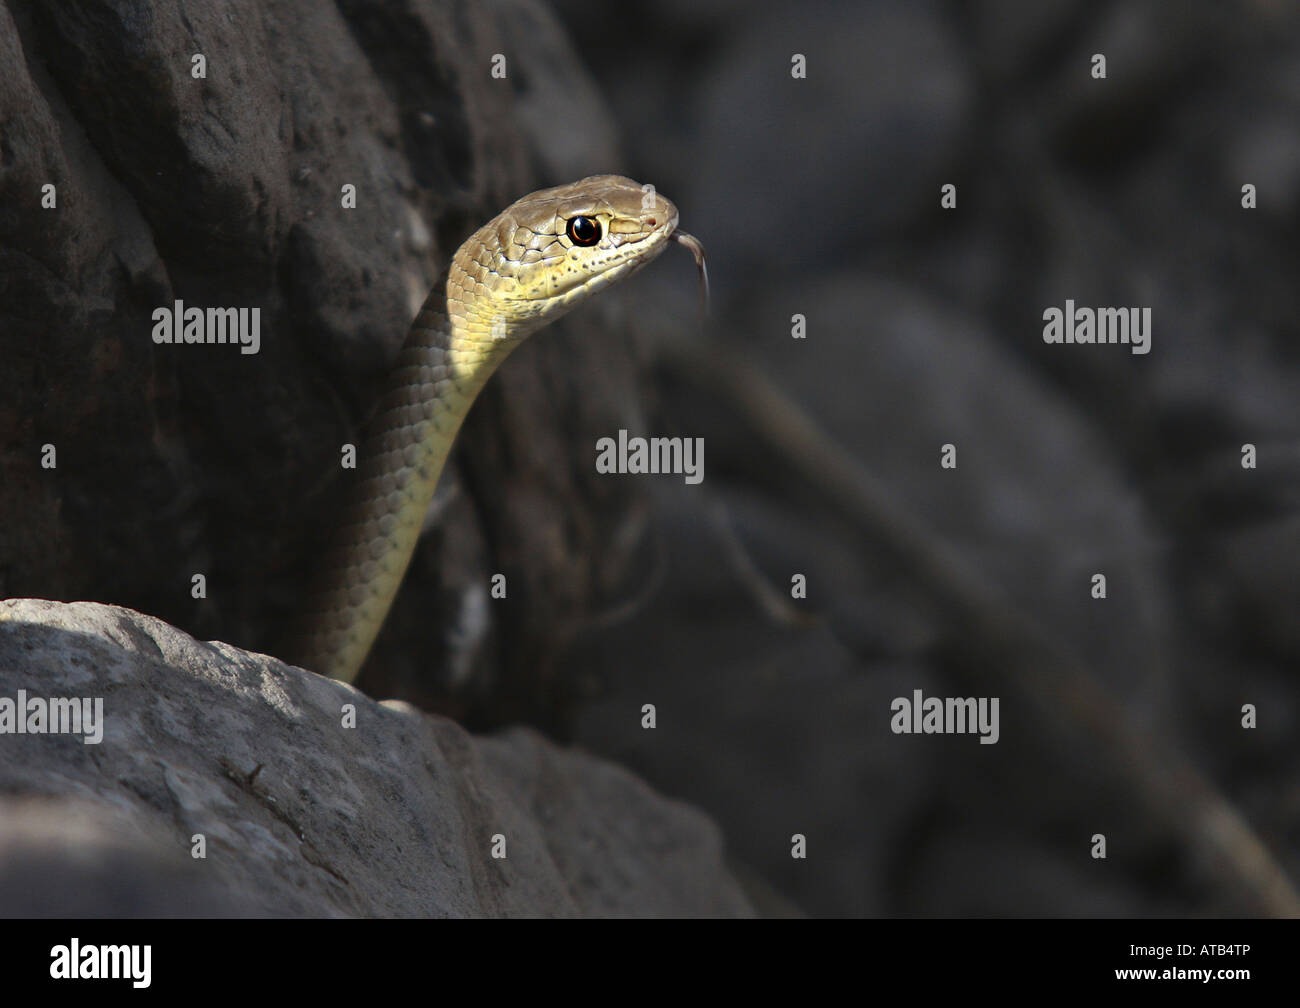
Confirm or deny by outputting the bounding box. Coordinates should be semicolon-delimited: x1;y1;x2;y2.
0;599;752;917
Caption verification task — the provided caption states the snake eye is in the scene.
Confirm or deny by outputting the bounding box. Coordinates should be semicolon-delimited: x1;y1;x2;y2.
566;216;601;247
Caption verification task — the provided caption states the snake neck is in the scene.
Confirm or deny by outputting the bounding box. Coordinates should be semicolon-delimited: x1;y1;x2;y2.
286;270;529;682
287;174;683;685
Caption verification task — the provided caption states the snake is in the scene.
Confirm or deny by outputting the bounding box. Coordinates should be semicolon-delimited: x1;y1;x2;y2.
285;175;705;684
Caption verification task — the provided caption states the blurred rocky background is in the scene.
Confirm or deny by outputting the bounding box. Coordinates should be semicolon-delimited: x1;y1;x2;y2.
1;0;1297;915
551;0;1300;916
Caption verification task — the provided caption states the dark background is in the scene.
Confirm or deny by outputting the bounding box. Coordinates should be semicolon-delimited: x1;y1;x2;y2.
554;0;1300;916
1;0;1297;916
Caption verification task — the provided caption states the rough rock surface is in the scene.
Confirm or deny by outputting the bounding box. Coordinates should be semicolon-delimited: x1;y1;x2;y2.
0;599;751;917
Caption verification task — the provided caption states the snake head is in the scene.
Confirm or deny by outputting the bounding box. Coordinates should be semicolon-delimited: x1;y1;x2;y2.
450;174;680;336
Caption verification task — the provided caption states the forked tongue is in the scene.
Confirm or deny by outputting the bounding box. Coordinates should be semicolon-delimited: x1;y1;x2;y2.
672;230;710;324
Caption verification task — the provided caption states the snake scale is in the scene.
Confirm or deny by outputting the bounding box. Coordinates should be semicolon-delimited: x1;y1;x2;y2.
286;175;703;684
